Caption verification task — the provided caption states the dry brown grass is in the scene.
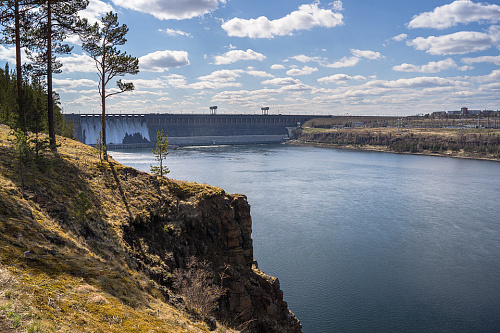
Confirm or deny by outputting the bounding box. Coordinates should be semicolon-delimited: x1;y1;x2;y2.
0;125;238;333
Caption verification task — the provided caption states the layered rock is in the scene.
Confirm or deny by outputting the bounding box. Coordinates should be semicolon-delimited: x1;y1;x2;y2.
123;181;302;332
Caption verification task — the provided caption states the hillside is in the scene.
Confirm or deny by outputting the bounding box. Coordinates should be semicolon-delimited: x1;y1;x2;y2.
0;124;301;333
291;126;500;161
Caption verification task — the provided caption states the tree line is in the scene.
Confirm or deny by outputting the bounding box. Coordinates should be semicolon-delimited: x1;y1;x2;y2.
1;0;139;157
296;129;500;159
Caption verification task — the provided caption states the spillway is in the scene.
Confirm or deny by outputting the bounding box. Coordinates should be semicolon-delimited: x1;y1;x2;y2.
65;113;326;147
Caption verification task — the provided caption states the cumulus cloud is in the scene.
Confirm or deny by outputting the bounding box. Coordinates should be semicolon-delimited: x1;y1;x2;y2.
221;3;343;38
163;74;188;87
0;46;16;63
111;0;225;20
408;0;500;29
366;76;468;89
197;69;244;82
462;55;500;65
159;28;192;37
323;49;382;68
121;78;169;89
350;49;383;60
317;74;366;84
60;53;96;73
392;33;408;42
53;78;97;89
214;49;266;65
325;56;360;68
407;27;500;55
291;54;323;63
246;67;274;78
261;77;303;86
139;50;190;72
271;64;286;70
79;0;114;24
286;66;318;76
393;58;460;73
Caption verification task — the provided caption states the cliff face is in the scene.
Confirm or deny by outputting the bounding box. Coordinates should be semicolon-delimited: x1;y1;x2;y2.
0;125;301;332
122;177;301;332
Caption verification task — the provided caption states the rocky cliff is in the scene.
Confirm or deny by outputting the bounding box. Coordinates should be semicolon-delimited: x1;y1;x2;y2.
0;125;301;332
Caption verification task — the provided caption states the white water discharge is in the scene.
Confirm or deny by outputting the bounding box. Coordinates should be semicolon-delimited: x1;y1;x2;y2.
81;116;150;145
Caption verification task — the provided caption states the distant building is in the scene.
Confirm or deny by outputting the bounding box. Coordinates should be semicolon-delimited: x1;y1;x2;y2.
461;107;468;115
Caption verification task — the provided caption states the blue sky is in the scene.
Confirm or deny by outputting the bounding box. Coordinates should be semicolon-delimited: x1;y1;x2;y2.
1;0;500;115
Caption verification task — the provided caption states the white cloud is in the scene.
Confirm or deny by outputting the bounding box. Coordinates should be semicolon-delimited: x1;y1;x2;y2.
393;58;459;73
291;54;323;63
53;78;97;89
185;81;241;90
197;69;244;82
317;74;366;84
408;0;500;29
325;56;360;68
392;33;408;42
79;0;114;24
139;50;190;72
111;0;225;20
350;49;382;60
462;55;500;65
60;53;96;73
246;67;274;78
332;1;344;12
163;74;188;87
286;66;318;76
366;76;468;89
0;46;16;63
261;77;302;86
271;64;285;70
122;78;169;89
214;49;266;65
407;28;499;55
221;3;343;38
159;28;192;37
468;69;500;83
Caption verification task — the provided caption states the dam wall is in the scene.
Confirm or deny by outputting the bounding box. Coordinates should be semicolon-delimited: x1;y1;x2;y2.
65;113;326;147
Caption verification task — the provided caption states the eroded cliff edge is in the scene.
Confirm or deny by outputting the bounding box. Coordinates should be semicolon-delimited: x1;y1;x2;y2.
0;125;301;332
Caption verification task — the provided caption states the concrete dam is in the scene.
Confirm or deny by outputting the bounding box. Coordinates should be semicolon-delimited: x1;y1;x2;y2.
64;113;326;147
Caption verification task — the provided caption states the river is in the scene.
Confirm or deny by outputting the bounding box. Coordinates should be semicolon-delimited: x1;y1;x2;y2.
109;145;500;333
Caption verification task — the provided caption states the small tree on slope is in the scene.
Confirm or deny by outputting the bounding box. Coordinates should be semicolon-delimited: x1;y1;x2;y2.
150;130;169;178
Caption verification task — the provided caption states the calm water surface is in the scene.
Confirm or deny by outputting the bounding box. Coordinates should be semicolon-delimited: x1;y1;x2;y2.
109;145;500;333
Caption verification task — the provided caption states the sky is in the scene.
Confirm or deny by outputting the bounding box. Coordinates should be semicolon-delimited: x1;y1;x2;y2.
1;0;500;116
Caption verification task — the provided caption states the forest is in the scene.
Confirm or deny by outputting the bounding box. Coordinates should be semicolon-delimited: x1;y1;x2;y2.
0;0;138;154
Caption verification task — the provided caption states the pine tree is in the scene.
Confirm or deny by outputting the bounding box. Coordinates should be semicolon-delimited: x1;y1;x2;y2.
150;130;170;178
80;11;139;160
1;0;39;130
24;0;88;148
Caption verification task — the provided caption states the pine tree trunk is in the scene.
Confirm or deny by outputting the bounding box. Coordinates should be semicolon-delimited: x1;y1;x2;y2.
47;0;56;148
101;72;107;160
14;0;25;131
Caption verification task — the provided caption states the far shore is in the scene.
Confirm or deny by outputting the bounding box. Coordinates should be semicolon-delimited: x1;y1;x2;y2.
286;140;500;162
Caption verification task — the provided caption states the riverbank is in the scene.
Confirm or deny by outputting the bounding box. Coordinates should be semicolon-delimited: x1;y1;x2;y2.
0;125;301;332
289;127;500;161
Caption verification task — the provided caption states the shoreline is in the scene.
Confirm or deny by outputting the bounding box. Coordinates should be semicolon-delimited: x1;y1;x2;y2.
286;140;500;162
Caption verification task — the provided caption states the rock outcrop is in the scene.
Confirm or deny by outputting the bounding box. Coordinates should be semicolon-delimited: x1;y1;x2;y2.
123;181;302;332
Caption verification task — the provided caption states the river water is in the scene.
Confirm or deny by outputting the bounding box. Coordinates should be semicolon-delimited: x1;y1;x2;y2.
109;145;500;333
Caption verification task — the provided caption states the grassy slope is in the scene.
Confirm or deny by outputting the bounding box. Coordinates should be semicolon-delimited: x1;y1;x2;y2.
0;124;236;333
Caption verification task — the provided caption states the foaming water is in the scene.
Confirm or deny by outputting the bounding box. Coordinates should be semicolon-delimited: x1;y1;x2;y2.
81;117;150;145
109;145;500;333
